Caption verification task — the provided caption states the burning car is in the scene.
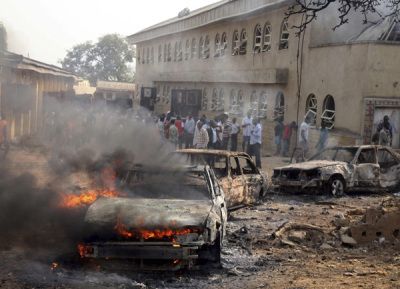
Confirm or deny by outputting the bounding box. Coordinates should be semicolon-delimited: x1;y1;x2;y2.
81;164;227;271
272;145;400;196
165;149;268;210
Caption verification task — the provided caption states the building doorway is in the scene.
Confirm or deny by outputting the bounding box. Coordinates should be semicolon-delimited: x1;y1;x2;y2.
373;108;400;149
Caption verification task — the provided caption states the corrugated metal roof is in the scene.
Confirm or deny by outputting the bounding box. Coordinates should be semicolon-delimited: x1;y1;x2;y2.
96;80;135;92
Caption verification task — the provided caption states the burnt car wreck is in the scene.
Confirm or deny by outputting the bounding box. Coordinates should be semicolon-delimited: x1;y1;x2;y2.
166;149;268;210
81;164;227;271
272;145;400;196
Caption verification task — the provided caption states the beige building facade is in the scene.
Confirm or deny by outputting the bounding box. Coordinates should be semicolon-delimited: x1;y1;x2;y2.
128;0;400;151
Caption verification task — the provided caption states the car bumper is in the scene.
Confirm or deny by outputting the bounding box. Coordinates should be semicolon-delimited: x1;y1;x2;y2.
272;178;323;189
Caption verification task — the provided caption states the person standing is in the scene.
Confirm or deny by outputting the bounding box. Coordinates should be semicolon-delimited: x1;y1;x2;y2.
380;115;393;146
282;121;296;157
295;116;311;162
222;112;232;150
316;120;330;151
230;118;240;151
184;114;195;148
273;118;285;156
248;117;262;169
207;120;218;149
195;121;209;149
175;115;184;149
0;113;10;160
379;122;391;146
241;110;253;152
169;119;179;148
156;114;165;139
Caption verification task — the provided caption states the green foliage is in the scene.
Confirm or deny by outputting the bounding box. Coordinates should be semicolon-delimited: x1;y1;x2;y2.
60;34;135;85
0;22;8;51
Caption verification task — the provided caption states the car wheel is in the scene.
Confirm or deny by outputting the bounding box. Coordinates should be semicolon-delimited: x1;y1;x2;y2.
208;233;221;264
329;176;345;197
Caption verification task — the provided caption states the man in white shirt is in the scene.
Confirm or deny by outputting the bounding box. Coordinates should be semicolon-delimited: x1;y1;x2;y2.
230;117;241;151
296;116;311;162
241;110;253;152
248;117;262;168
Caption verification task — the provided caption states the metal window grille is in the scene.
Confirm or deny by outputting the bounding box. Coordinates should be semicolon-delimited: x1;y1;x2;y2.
250;91;258;117
232;30;240;56
218;89;225;112
202;88;208;111
279;21;289;50
221;33;227;57
211;89;218;111
240;29;247;55
204;36;210;59
262;24;271;52
253;25;262;53
258;91;268;118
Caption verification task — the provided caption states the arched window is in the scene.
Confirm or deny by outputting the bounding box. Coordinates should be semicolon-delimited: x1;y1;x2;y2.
204;36;210;59
158;45;162;63
211;88;218;111
218;89;225;112
191;38;196;59
165;86;170;104
240;28;247;55
199;37;204;59
137;49;141;65
162;86;167;103
258;91;268;118
185;40;190;60
305;94;317;127
142;49;145;64
202;88;208;111
167;43;172;62
279;19;289;50
237;90;244;116
262;23;271;52
178;41;183;61
321;95;335;129
164;44;167;62
229;89;236;114
221;32;227;57
214;34;221;57
253;24;262;53
232;30;240;56
174;42;178;61
274;91;285;120
250;90;258;116
146;48;149;63
150;47;154;63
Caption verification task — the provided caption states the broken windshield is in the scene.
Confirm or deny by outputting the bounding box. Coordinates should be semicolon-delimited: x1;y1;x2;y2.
309;148;358;163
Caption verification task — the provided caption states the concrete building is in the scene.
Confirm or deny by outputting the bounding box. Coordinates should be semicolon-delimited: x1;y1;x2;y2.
0;50;76;140
94;80;135;111
128;0;400;151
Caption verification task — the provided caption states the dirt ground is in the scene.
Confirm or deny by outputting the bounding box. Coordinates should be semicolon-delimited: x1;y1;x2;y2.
1;146;400;289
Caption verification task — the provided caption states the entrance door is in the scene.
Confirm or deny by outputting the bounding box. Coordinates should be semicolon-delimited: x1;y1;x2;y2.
373;108;400;149
171;89;202;117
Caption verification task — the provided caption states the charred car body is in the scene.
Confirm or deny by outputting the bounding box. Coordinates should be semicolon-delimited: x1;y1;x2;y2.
82;164;227;271
166;149;268;210
272;145;400;196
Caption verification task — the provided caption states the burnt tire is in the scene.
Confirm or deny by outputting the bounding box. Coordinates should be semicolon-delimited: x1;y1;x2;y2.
328;176;345;197
208;233;221;264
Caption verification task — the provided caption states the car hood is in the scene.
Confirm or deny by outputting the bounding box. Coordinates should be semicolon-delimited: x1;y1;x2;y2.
84;197;213;229
275;160;348;170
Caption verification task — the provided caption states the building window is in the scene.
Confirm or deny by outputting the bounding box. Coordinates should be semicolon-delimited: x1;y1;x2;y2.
237;90;244;116
204;36;210;59
158;45;162;63
191;38;196;59
199;37;204;59
168;43;172;62
232;30;240;56
250;90;258;116
274;91;285;120
253;24;262;53
229;89;236;114
150;47;154;63
185;40;190;60
174;42;178;61
146;48;149;63
202;88;208;111
142;49;145;64
305;94;317;127
165;86;170;104
211;88;218;111
258;91;268;118
240;28;247;55
218;89;225;112
164;45;167;62
178;42;183;61
137;49;141;65
263;23;271;52
321;95;335;129
279;20;289;50
221;32;227;57
214;34;221;57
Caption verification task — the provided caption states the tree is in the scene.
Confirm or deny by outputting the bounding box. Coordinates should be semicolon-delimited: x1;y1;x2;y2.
60;34;135;85
0;22;8;51
287;0;400;34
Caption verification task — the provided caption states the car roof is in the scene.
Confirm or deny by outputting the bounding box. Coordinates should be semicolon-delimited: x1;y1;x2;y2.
174;149;251;158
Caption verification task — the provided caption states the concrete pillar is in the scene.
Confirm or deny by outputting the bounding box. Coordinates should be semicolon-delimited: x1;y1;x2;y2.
8;111;15;140
23;110;31;136
37;74;44;133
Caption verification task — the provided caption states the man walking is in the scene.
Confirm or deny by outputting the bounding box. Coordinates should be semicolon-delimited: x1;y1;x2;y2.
296;116;311;162
0;113;10;160
241;110;253;152
248;117;262;169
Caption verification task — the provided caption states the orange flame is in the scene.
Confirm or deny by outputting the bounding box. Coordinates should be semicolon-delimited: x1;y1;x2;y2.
114;216;199;241
78;243;93;258
50;263;58;271
59;165;126;208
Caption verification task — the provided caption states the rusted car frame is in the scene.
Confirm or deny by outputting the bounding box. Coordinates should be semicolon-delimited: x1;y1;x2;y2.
166;149;268;210
272;145;400;196
82;164;227;271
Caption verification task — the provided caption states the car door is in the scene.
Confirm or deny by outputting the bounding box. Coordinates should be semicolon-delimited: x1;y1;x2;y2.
222;156;246;208
377;148;400;189
237;156;263;203
354;148;379;188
